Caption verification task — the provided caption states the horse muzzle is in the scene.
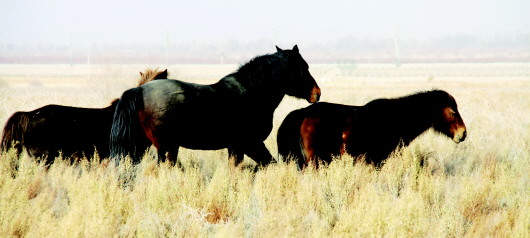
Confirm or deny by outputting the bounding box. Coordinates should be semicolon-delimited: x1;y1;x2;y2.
308;85;321;103
453;129;467;143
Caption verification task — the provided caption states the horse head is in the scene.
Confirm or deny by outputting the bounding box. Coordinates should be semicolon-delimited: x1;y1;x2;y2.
276;45;321;103
433;92;467;143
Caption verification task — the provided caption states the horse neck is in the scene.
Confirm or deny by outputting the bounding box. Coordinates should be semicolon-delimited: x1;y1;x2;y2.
379;99;438;143
216;64;288;112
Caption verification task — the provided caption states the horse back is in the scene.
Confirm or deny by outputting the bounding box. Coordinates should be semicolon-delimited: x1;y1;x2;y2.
27;104;115;135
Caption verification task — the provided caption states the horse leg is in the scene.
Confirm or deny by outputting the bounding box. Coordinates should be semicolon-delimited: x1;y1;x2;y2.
158;145;181;167
167;147;182;168
227;148;244;167
242;142;275;167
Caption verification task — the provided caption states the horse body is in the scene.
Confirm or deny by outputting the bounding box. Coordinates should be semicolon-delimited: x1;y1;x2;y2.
13;102;117;160
141;77;280;148
1;69;168;162
110;45;321;166
1;101;119;162
277;90;467;168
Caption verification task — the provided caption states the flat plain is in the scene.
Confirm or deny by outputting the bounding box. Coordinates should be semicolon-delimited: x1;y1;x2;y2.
0;63;528;237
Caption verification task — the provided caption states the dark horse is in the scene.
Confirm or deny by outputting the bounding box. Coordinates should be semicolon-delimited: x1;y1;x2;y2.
110;45;321;166
277;90;467;169
1;69;168;163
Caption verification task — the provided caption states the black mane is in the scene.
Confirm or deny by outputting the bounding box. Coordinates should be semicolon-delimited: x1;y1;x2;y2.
230;51;288;91
366;90;455;108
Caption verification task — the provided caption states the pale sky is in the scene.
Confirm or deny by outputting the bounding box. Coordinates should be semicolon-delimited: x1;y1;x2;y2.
1;0;529;47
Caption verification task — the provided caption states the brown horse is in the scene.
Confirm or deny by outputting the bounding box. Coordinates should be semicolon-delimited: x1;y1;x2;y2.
277;90;467;169
1;68;168;163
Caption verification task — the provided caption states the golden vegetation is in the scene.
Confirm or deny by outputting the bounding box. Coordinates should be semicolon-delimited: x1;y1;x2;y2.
0;64;528;237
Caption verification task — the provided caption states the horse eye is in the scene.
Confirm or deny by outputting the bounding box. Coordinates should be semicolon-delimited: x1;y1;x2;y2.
448;109;456;118
450;112;457;122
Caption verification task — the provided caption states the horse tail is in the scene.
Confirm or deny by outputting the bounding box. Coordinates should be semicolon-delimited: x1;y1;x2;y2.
277;109;306;169
110;87;150;163
1;111;29;155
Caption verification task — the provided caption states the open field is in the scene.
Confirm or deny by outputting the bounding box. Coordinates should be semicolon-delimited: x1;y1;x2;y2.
0;63;529;237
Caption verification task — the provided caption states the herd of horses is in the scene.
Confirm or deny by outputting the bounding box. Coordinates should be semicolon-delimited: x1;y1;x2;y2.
1;45;467;169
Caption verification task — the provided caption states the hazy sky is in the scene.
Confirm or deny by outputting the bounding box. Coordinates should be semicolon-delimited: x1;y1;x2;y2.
1;0;529;47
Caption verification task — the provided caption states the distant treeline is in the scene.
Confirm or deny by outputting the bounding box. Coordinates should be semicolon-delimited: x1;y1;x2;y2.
1;34;529;64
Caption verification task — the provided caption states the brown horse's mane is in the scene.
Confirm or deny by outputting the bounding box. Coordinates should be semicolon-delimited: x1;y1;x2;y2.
104;68;167;107
137;68;168;86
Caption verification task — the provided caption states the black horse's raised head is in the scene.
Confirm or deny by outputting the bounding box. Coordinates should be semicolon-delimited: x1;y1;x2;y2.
276;45;321;103
432;91;467;143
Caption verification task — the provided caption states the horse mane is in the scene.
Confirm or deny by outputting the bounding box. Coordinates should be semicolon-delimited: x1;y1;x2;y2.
396;89;451;100
232;53;286;90
365;89;454;109
102;69;168;108
400;89;456;109
137;68;168;86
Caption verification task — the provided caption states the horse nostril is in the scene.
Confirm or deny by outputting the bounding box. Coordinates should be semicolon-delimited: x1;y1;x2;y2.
462;131;467;141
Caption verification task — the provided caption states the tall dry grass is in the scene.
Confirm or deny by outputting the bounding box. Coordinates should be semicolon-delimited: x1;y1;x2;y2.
0;64;529;237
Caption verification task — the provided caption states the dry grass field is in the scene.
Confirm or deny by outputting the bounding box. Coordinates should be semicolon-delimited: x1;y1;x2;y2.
0;63;529;237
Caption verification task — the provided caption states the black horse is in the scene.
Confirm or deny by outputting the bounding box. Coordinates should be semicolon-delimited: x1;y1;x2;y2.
110;45;321;167
277;90;467;169
1;69;168;163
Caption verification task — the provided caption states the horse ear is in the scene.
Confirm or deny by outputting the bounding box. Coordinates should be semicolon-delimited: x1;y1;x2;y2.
292;45;299;53
139;72;144;77
275;46;282;52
